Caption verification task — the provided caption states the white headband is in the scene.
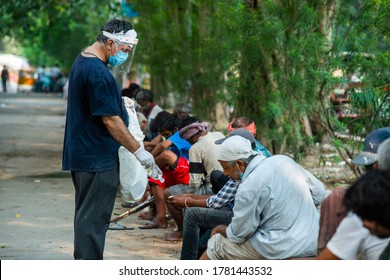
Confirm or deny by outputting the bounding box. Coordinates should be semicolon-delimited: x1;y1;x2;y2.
102;29;138;46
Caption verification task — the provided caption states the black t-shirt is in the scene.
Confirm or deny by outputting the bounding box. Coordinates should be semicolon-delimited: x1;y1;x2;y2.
62;54;129;172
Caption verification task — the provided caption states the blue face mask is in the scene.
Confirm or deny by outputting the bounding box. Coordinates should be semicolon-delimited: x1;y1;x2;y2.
108;51;128;66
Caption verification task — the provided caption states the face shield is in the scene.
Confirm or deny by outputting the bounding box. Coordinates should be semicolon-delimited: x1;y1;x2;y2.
103;29;138;74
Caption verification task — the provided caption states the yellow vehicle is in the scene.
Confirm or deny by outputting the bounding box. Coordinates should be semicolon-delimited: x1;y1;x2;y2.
17;69;36;92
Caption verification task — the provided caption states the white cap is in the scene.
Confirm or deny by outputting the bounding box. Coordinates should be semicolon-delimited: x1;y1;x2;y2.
102;29;138;46
217;136;258;161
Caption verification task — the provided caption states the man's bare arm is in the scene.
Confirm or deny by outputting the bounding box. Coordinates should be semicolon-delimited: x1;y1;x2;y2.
151;139;172;157
102;115;140;153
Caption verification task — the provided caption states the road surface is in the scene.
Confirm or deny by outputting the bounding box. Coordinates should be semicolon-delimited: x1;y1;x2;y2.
0;92;181;260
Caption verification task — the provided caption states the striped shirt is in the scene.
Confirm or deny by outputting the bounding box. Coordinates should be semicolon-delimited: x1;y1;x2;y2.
206;179;238;209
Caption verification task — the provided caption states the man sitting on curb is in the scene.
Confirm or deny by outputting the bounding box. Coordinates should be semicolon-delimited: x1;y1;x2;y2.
164;121;224;241
317;127;390;259
342;169;390;259
169;129;271;259
138;114;193;229
200;135;325;260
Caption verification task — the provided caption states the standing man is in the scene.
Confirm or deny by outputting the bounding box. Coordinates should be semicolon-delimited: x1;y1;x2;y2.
62;19;155;260
1;65;9;93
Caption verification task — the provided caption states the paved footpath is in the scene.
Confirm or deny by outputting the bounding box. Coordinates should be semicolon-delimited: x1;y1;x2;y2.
0;92;180;260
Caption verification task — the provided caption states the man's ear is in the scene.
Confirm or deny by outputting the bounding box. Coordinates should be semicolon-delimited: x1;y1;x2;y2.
173;127;179;133
106;39;115;50
236;160;246;171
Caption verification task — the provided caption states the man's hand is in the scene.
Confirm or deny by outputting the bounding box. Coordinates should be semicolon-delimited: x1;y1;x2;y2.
167;194;191;208
211;225;228;238
134;147;155;170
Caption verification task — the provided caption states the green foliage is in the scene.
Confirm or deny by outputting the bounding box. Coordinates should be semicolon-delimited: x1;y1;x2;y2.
1;0;120;71
2;0;388;166
128;0;389;162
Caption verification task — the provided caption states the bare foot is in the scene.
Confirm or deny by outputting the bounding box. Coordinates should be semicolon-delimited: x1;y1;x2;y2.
139;220;167;229
138;212;155;221
165;230;182;241
139;217;168;229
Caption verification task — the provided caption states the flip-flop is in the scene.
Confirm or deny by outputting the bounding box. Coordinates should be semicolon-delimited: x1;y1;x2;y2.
138;221;167;230
108;222;134;230
121;201;138;208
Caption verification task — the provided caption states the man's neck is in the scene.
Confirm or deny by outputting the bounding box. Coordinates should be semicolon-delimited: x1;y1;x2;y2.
84;42;107;62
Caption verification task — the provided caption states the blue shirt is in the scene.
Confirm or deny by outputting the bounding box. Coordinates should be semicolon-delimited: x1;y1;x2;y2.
62;54;128;172
255;140;272;157
167;131;191;160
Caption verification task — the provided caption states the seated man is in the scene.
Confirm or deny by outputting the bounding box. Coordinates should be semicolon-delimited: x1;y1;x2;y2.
200;135;325;260
163;121;225;241
168;129;267;259
342;169;390;259
227;116;271;158
143;110;170;152
172;102;191;120
135;89;163;140
317;127;390;259
139;115;198;229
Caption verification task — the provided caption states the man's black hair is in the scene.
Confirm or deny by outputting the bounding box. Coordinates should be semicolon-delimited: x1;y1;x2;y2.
343;169;390;228
97;19;133;43
128;83;141;95
121;88;133;98
178;116;201;129
149;111;171;134
121;83;141;99
159;114;180;133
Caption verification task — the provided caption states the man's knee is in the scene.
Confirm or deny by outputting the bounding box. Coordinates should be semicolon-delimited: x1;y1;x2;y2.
164;188;171;199
183;207;204;225
158;150;175;163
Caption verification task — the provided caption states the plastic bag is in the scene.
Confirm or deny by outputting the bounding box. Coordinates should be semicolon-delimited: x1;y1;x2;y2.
118;146;148;202
118;97;148;202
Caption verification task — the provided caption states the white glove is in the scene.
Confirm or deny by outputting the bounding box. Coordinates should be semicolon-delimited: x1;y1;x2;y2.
134;147;155;170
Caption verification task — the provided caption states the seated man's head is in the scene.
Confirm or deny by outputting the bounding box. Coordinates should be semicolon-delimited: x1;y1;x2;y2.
352;127;390;171
122;83;141;99
216;135;259;181
343;169;390;239
159;114;180;139
149;111;171;135
135;89;154;111
173;103;191;120
215;129;257;150
227;116;257;137
180;121;209;144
